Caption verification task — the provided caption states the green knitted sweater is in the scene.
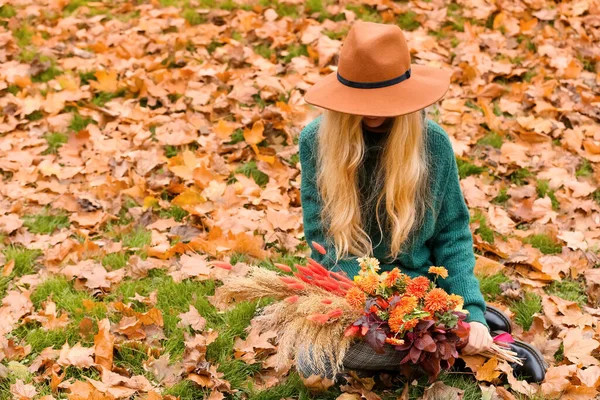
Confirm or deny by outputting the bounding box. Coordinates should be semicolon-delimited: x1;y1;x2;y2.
298;116;487;326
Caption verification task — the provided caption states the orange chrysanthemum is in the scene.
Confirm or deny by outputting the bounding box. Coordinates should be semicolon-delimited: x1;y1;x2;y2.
448;294;464;310
395;295;418;315
428;266;449;279
356;273;379;295
388;310;405;333
385;337;404;346
405;276;430;299
402;318;418;331
383;268;401;287
345;287;367;308
424;288;450;314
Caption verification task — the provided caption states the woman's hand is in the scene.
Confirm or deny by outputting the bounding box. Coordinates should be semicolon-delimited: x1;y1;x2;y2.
462;322;493;355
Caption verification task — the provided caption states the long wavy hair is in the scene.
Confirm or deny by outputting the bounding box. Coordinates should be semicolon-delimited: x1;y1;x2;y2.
316;109;432;262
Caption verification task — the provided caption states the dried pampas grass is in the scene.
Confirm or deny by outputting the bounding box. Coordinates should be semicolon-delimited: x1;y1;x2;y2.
216;266;362;376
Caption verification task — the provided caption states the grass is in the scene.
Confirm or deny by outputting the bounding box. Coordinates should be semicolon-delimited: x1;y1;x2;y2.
23;209;70;234
102;252;129;270
397;11;419;31
509;292;542;330
1;246;42;298
159;205;189;222
43;132;68;155
182;8;206;25
3;245;42;277
491;187;510;205
508;168;532;186
91;90;125;107
536;180;560;211
111;226;152;249
576;158;593;178
69;112;95;132
235;160;270;187
0;5;17;18
478;273;510;301
456;157;486;179
470;211;494;243
281;44;308;64
31;277;107;321
546;279;587;306
521;234;562;255
477;131;503;149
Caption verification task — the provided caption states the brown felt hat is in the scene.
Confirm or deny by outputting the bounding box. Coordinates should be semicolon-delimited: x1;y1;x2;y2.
304;21;452;117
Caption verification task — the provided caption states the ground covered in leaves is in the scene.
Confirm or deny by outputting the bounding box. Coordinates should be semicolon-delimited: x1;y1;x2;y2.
0;0;600;398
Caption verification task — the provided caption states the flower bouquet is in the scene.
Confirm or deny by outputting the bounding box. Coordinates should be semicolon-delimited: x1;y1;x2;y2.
215;242;520;382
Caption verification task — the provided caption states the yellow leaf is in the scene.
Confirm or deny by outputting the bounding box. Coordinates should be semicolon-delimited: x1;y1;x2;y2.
243;120;265;145
57;75;79;91
143;196;159;210
475;357;501;382
90;70;118;92
172;188;205;208
214;119;236;140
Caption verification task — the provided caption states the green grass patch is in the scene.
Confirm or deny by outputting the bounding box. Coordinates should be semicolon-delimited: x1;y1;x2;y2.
26;110;44;121
346;4;382;23
397;11;419;31
235;160;269;187
91;89;125;107
281;44;308;64
508;168;532;186
470;211;494;244
164;380;208;399
576;158;593;178
14;23;33;47
31;277;107;320
248;372;315;400
23;209;70;234
456;157;486;179
102;252;129;270
491;187;510;206
158;206;189;222
64;0;91;14
79;70;97;85
3;245;42;277
521;234;562;255
536;179;560;211
254;43;273;60
119;227;152;249
477;131;503;149
43;132;68;155
114;342;149;376
478;272;509;302
182;8;206;25
509;292;542;330
31;62;62;83
12;323;87;354
0;5;17;18
546;279;587;306
69;112;95;132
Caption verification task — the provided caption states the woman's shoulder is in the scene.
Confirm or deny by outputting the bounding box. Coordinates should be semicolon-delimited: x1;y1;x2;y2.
424;119;455;160
299;115;322;144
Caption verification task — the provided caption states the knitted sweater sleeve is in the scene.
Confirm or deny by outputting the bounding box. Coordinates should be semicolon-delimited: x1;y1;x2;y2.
299;119;361;278
428;126;488;327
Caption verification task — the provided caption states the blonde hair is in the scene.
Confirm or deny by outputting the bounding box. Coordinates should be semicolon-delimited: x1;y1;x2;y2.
316;110;431;262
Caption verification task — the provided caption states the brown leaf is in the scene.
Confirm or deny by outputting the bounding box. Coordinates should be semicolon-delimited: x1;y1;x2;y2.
10;379;37;400
177;305;207;332
94;318;114;370
58;342;94;368
422;381;464;400
563;328;599;366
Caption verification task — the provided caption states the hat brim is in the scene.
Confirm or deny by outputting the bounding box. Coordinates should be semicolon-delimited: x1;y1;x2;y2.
304;64;451;117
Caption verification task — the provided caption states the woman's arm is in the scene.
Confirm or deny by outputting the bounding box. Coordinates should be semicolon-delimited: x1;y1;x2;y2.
298;120;361;278
428;131;488;327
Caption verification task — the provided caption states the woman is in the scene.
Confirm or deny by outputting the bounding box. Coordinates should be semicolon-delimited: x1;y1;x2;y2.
297;21;546;383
